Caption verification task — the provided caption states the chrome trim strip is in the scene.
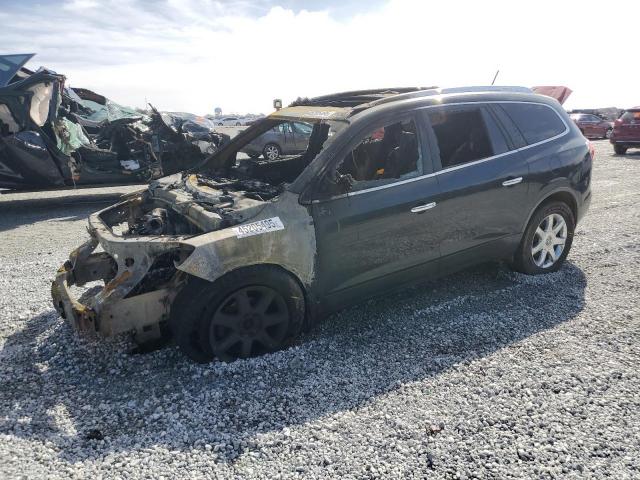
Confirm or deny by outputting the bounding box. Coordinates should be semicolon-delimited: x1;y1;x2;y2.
314;101;570;202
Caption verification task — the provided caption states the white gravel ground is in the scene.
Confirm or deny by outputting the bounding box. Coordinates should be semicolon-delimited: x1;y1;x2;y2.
1;141;639;479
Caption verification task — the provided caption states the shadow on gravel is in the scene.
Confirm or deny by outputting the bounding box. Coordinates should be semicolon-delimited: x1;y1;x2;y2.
0;193;125;233
0;261;587;464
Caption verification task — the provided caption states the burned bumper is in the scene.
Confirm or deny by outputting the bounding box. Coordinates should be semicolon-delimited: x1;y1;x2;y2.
51;203;190;340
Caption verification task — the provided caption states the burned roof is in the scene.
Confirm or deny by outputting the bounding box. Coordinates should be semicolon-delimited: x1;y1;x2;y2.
269;105;352;122
288;87;437;108
284;86;535;118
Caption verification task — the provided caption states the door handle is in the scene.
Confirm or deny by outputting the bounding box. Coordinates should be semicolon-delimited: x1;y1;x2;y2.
502;177;523;187
410;202;437;213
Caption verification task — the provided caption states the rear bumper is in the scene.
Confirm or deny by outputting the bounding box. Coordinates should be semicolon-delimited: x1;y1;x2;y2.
610;138;640;146
577;190;591;224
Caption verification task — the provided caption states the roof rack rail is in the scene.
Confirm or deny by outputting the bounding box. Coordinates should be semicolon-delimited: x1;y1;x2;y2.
363;85;532;110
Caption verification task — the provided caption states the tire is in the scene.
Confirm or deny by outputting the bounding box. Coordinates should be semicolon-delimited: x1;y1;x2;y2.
614;145;627;155
235;122;241;126
512;201;575;275
605;128;613;139
218;122;223;126
170;266;305;363
262;143;281;161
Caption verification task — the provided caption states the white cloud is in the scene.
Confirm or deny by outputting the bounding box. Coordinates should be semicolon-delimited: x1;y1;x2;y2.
3;0;639;114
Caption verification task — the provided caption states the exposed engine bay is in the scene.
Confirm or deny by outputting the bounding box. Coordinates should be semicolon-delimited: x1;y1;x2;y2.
101;172;284;237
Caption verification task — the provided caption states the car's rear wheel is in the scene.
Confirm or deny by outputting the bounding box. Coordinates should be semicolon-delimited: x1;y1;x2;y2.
263;143;281;160
235;122;241;126
605;128;613;139
512;201;574;275
170;266;305;362
614;145;627;155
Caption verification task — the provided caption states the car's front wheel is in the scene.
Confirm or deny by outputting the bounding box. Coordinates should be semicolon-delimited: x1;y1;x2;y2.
605;128;613;139
614;145;627;155
512;201;575;274
170;266;305;362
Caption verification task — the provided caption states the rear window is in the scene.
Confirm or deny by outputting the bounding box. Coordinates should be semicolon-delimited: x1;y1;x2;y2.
620;111;640;123
498;103;566;145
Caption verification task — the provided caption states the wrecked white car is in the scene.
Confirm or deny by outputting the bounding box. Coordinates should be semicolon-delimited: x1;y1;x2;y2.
52;87;592;362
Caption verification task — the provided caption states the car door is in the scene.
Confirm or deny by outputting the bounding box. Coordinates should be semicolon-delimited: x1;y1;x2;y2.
586;115;600;137
310;114;442;308
291;122;312;152
422;103;530;271
275;122;296;154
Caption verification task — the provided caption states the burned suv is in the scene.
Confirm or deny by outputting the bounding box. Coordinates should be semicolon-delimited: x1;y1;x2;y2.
52;87;592;362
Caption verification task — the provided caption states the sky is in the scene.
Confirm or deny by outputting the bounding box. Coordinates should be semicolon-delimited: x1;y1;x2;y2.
1;0;638;115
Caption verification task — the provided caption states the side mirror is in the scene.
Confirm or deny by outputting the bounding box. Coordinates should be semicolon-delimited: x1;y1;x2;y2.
330;171;354;193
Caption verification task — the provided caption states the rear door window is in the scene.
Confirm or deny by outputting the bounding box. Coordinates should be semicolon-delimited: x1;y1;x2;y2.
427;106;506;169
620;111;640;123
498;103;566;145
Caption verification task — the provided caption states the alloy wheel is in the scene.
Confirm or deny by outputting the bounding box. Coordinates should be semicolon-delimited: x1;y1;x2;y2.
264;144;279;160
209;286;289;361
531;213;567;268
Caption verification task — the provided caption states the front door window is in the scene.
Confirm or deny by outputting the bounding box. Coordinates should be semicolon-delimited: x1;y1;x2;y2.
335;118;422;192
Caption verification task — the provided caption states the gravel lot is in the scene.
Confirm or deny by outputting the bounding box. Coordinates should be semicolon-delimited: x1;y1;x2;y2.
1;140;639;479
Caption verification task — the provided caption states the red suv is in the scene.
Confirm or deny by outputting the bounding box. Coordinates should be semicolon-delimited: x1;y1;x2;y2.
569;113;613;139
610;108;640;154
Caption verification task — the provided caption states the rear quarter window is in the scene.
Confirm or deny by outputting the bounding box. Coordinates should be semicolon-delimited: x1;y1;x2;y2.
620;111;640;123
498;103;566;145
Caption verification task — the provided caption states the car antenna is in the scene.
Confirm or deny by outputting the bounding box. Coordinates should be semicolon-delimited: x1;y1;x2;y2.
491;69;500;86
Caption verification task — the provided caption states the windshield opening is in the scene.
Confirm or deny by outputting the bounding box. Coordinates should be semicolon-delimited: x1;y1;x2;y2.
198;117;347;187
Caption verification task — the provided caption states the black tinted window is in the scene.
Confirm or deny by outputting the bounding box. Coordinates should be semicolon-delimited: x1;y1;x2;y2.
428;108;494;168
499;103;565;145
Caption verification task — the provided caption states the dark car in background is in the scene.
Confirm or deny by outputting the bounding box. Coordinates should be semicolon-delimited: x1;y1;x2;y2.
570;113;613;139
53;86;592;363
610;108;640;154
240;121;312;160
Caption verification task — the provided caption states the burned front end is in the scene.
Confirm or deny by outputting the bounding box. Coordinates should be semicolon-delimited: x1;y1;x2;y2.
51;105;350;345
51;172;288;342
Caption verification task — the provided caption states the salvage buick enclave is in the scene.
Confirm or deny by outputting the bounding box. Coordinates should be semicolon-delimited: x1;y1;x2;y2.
52;86;592;362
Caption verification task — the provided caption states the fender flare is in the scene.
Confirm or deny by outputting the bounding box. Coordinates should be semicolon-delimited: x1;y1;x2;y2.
521;187;579;233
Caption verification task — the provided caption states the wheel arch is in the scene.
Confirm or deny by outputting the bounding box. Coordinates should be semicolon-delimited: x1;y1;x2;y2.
522;189;578;233
175;261;316;328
